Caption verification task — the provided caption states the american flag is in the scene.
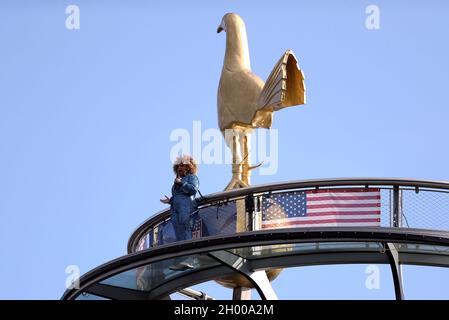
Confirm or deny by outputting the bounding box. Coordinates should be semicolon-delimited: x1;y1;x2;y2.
191;218;202;239
261;188;381;229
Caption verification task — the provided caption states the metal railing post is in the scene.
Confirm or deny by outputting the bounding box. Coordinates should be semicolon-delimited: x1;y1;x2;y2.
392;186;402;228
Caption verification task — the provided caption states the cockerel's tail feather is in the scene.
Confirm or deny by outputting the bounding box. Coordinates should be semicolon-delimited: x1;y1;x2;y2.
251;50;306;128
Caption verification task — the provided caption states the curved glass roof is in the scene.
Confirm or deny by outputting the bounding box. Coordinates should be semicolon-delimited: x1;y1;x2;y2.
63;227;449;300
100;253;220;292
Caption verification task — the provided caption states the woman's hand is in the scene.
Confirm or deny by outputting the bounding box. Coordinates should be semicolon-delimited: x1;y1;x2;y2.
174;177;182;184
160;195;171;204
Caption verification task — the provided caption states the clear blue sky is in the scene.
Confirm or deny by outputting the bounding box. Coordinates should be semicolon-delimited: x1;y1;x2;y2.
1;0;449;299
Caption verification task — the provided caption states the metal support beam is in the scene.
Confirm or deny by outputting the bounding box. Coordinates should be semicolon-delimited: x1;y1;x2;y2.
232;286;251;300
385;242;404;300
208;250;278;300
233;195;252;300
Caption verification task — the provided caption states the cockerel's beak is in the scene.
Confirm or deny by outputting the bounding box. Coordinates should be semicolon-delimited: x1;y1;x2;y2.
217;20;225;33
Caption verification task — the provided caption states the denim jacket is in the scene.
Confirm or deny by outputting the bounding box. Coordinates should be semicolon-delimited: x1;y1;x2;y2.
170;174;200;214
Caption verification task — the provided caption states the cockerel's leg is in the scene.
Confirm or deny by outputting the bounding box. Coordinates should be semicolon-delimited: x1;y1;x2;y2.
224;129;247;191
239;130;263;187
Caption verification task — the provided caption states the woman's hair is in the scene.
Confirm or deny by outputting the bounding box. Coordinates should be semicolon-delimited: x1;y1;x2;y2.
172;154;198;175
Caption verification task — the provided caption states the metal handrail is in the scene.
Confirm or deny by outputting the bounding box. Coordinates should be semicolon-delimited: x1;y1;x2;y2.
127;178;449;253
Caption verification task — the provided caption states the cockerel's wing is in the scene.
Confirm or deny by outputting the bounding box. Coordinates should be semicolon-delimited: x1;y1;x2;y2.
218;69;264;131
252;50;306;128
